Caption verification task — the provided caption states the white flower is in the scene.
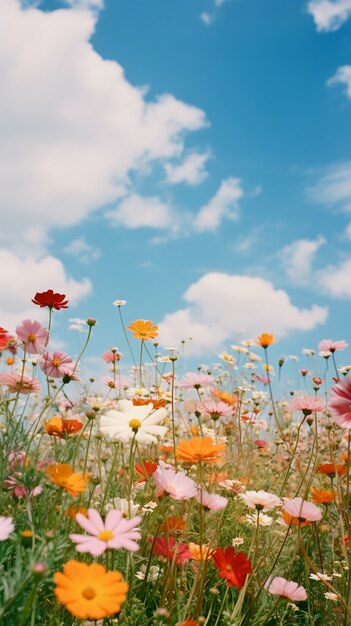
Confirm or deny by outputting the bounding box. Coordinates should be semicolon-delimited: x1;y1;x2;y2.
105;497;139;518
303;348;315;356
99;399;168;444
113;300;127;306
135;564;161;582
324;592;339;602
309;572;332;582
142;501;158;513
245;512;273;527
0;516;14;540
240;490;281;511
231;537;244;547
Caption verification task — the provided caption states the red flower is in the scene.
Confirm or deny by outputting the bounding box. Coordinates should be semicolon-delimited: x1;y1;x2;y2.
32;290;69;310
212;547;252;588
135;461;158;482
151;536;192;564
0;327;9;349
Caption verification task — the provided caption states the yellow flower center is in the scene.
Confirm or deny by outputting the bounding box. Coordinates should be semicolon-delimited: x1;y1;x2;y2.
129;418;141;431
226;564;233;572
98;530;114;541
21;530;33;538
52;358;60;367
82;587;96;600
28;334;37;343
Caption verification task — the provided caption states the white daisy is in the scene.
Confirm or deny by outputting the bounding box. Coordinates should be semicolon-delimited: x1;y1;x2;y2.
99;399;168;444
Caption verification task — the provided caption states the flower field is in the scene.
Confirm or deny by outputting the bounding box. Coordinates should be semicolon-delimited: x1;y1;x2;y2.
0;292;351;626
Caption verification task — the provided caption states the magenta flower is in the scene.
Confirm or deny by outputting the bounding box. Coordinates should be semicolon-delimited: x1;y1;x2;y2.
329;377;351;429
180;372;213;389
282;497;322;522
153;466;197;500
318;339;348;353
197;400;233;419
40;351;74;378
0;517;14;541
290;395;324;415
264;576;307;601
0;373;40;395
70;508;141;556
16;319;48;355
196;489;228;511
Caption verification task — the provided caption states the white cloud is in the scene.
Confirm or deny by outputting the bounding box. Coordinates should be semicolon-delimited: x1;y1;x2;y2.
307;0;351;32
0;0;207;248
316;258;351;298
164;151;210;186
280;236;326;285
328;65;351;99
63;0;104;8
194;177;243;232
107;194;175;230
309;162;351;212
157;272;328;356
0;249;91;332
200;12;215;26
64;237;101;263
345;222;351;238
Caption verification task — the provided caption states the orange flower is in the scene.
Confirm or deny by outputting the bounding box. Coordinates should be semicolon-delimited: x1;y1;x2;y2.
317;463;347;478
176;437;225;464
311;488;337;505
211;389;237;406
281;511;311;527
66;505;88;520
158;444;173;454
47;464;89;496
44;416;83;439
54;560;128;620
177;619;199;626
257;333;275;348
188;542;213;561
160;516;186;533
132;398;167;410
128;319;158;341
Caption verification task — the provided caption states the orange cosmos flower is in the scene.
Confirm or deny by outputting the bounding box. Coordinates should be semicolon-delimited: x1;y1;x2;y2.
177;619;199;626
47;464;89;496
54;560;128;620
281;511;311;527
311;488;337;505
176;437;225;464
160;516;186;533
44;416;83;439
66;505;88;520
128;319;158;341
188;542;214;561
317;463;347;478
211;389;237;406
257;333;275;348
132;397;167;410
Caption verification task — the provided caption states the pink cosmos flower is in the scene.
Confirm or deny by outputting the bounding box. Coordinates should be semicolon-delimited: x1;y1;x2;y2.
70;508;141;556
0;517;14;541
0;372;40;395
180;372;213;389
197;400;233;419
329;377;351;429
282;497;322;522
15;319;48;355
290;395;324;415
196;489;228;511
318;339;348;353
40;351;74;378
240;490;281;511
264;576;307;601
102;350;122;363
3;475;42;498
153;466;197;500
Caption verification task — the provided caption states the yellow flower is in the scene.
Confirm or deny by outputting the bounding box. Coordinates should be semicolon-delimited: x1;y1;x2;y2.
47;463;88;496
128;319;159;341
188;542;213;561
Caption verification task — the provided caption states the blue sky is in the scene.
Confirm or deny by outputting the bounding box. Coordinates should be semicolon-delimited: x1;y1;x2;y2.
1;0;351;381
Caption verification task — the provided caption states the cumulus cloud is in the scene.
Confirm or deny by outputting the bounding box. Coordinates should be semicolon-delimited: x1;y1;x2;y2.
316;259;351;298
64;237;101;263
0;0;207;248
280;236;326;285
157;272;327;356
194;177;243;232
0;249;91;332
164;151;210;186
107;194;175;230
307;0;351;32
328;65;351;99
309;162;351;212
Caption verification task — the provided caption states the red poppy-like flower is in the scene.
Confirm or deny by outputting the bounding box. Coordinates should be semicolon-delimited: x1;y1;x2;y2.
32;290;69;310
0;327;9;349
151;536;192;564
212;547;252;588
135;461;158;482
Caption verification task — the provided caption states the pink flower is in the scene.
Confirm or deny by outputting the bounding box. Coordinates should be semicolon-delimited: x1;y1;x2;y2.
16;319;48;355
197;400;233;419
318;339;348;353
40;352;74;378
240;490;281;511
264;576;307;601
180;372;213;389
196;489;228;511
3;475;42;498
153;466;197;500
290;395;324;415
282;497;322;522
70;508;141;556
329;377;351;429
0;517;14;541
151;536;192;564
102;350;122;363
0;373;40;395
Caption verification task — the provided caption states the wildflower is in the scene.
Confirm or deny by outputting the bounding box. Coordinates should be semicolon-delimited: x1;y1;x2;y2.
32;290;69;310
102;350;122;363
211;388;237;405
232;537;245;547
66;506;88;520
107;497;139;518
240;490;281;511
99;399;168;444
264;576;307;601
324;592;339;601
160;516;186;532
329;377;351;429
290;395;324;415
212;547;252;588
317;463;347;478
176;437;225;464
188;542;213;561
180;372;213;389
132;397;167;410
128;319;158;340
0;516;14;540
40;351;74;378
135;564;161;581
177;619;199;626
311;488;337;505
244;512;273;527
16;319;48;355
153;466;197;500
70;508;141;556
196;489;228;511
282;497;322;523
318;339;348;353
54;560;128;619
309;572;333;582
197;400;233;420
0;327;9;349
113;300;127;306
152;536;192;564
0;372;40;395
135;461;158;482
44;416;83;439
47;464;89;496
257;333;274;348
